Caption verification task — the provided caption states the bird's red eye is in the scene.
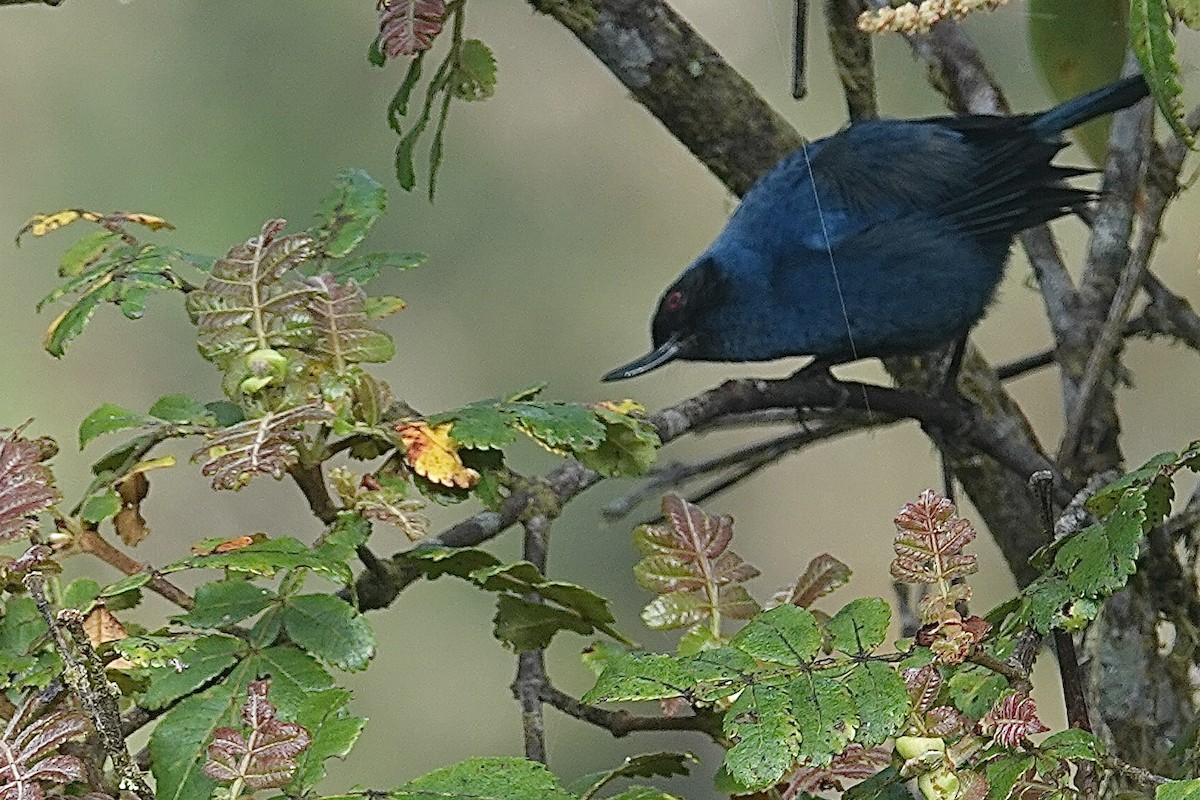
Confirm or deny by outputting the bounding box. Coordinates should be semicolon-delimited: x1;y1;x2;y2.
665;290;686;312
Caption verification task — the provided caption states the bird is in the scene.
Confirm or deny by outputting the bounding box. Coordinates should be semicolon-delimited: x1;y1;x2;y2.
602;75;1150;383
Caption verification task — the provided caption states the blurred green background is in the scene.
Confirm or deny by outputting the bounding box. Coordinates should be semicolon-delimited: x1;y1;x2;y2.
1;2;1198;797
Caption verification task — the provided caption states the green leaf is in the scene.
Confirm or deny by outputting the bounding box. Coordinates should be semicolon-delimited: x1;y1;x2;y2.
313;169;387;258
985;754;1037;800
80;489;121;524
583;651;703;703
722;682;799;790
450;39;498;101
1131;0;1195;147
287;687;366;792
43;278;113;357
149;679;249;800
641;590;710;630
791;673;857;764
388;52;425;131
0;597;48;658
511;402;606;452
730;605;822;666
844;661;908;747
1054;492;1144;597
173;580;277;629
578;404;660;477
61;578;102;610
1040;728;1106;762
493;595;592;651
149;394;214;424
100;572;152;597
827;597;891;655
392;757;576;800
254;645;335;713
364;295;407;318
401;545;502;579
59;229;119;277
282;593;375;671
140;634;245;710
78;403;150;449
314;512;373;565
946;665;1009;720
565;752;697;799
1169;0;1200;26
325;251;424;285
1159;779;1200;800
170;536;352;584
443;404;517;449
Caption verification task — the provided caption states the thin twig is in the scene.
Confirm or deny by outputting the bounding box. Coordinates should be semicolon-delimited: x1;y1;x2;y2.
513;513;551;764
538;680;723;739
24;572;153;800
71;522;193;611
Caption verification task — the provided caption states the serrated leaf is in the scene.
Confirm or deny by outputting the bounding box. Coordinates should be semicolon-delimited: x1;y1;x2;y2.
193;405;330;491
450;39;497;101
723;682;799;790
282;594;375;671
566;752;696;799
287;687;365;792
791;673;857;764
0;427;60;543
171;536;352;584
59;229;119;276
891;489;977;585
1055;490;1147;597
493;595;592;651
254;646;335;715
442;404;517;449
151;684;248;800
79;488;120;523
641;590;710;630
828;597;891;655
312;169;387;258
305;274;395;370
141;635;246;710
78;403;150;449
397;420;480;489
1170;0;1200;25
203;679;311;791
379;0;447;58
511;402;606;453
325;250;424;285
1159;779;1200;800
393;756;576;800
579;403;660;477
401;545;502;578
770;553;852;608
364;295;406;318
1131;0;1195;147
583;651;706;703
845;661;908;746
946;665;1009;719
1040;728;1106;762
149;395;214;425
731;605;822;666
174;580;278;629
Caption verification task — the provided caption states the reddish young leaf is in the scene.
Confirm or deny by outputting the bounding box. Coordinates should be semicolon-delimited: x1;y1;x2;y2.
891;489;978;586
979;693;1048;747
633;495;761;632
379;0;447;58
0;702;89;800
769;552;852;609
0;426;60;543
203;680;311;791
782;743;892;797
193;405;330;490
903;664;942;713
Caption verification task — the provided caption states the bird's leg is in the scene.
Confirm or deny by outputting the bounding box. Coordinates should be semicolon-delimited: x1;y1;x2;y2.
931;336;970;504
787;357;854;412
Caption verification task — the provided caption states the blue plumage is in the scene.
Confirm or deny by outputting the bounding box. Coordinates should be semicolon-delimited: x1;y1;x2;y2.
603;76;1149;382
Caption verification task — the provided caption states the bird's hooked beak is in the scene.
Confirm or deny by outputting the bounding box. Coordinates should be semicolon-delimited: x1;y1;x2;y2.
601;334;685;382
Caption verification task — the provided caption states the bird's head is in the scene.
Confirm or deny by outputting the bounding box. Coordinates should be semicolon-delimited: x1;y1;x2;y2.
602;257;726;381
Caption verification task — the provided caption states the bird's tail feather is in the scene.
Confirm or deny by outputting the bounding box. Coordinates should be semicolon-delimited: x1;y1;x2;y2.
1033;74;1149;136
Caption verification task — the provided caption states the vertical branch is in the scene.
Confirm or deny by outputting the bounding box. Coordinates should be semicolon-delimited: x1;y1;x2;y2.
793;0;808;99
24;572;154;800
824;0;877;121
513;513;552;763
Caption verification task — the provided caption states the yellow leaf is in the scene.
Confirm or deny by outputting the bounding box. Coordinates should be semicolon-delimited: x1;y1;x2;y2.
397;420;480;489
114;212;174;231
596;399;645;415
83;605;128;647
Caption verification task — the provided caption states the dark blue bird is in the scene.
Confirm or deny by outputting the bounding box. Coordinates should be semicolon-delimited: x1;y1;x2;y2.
603;76;1150;382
